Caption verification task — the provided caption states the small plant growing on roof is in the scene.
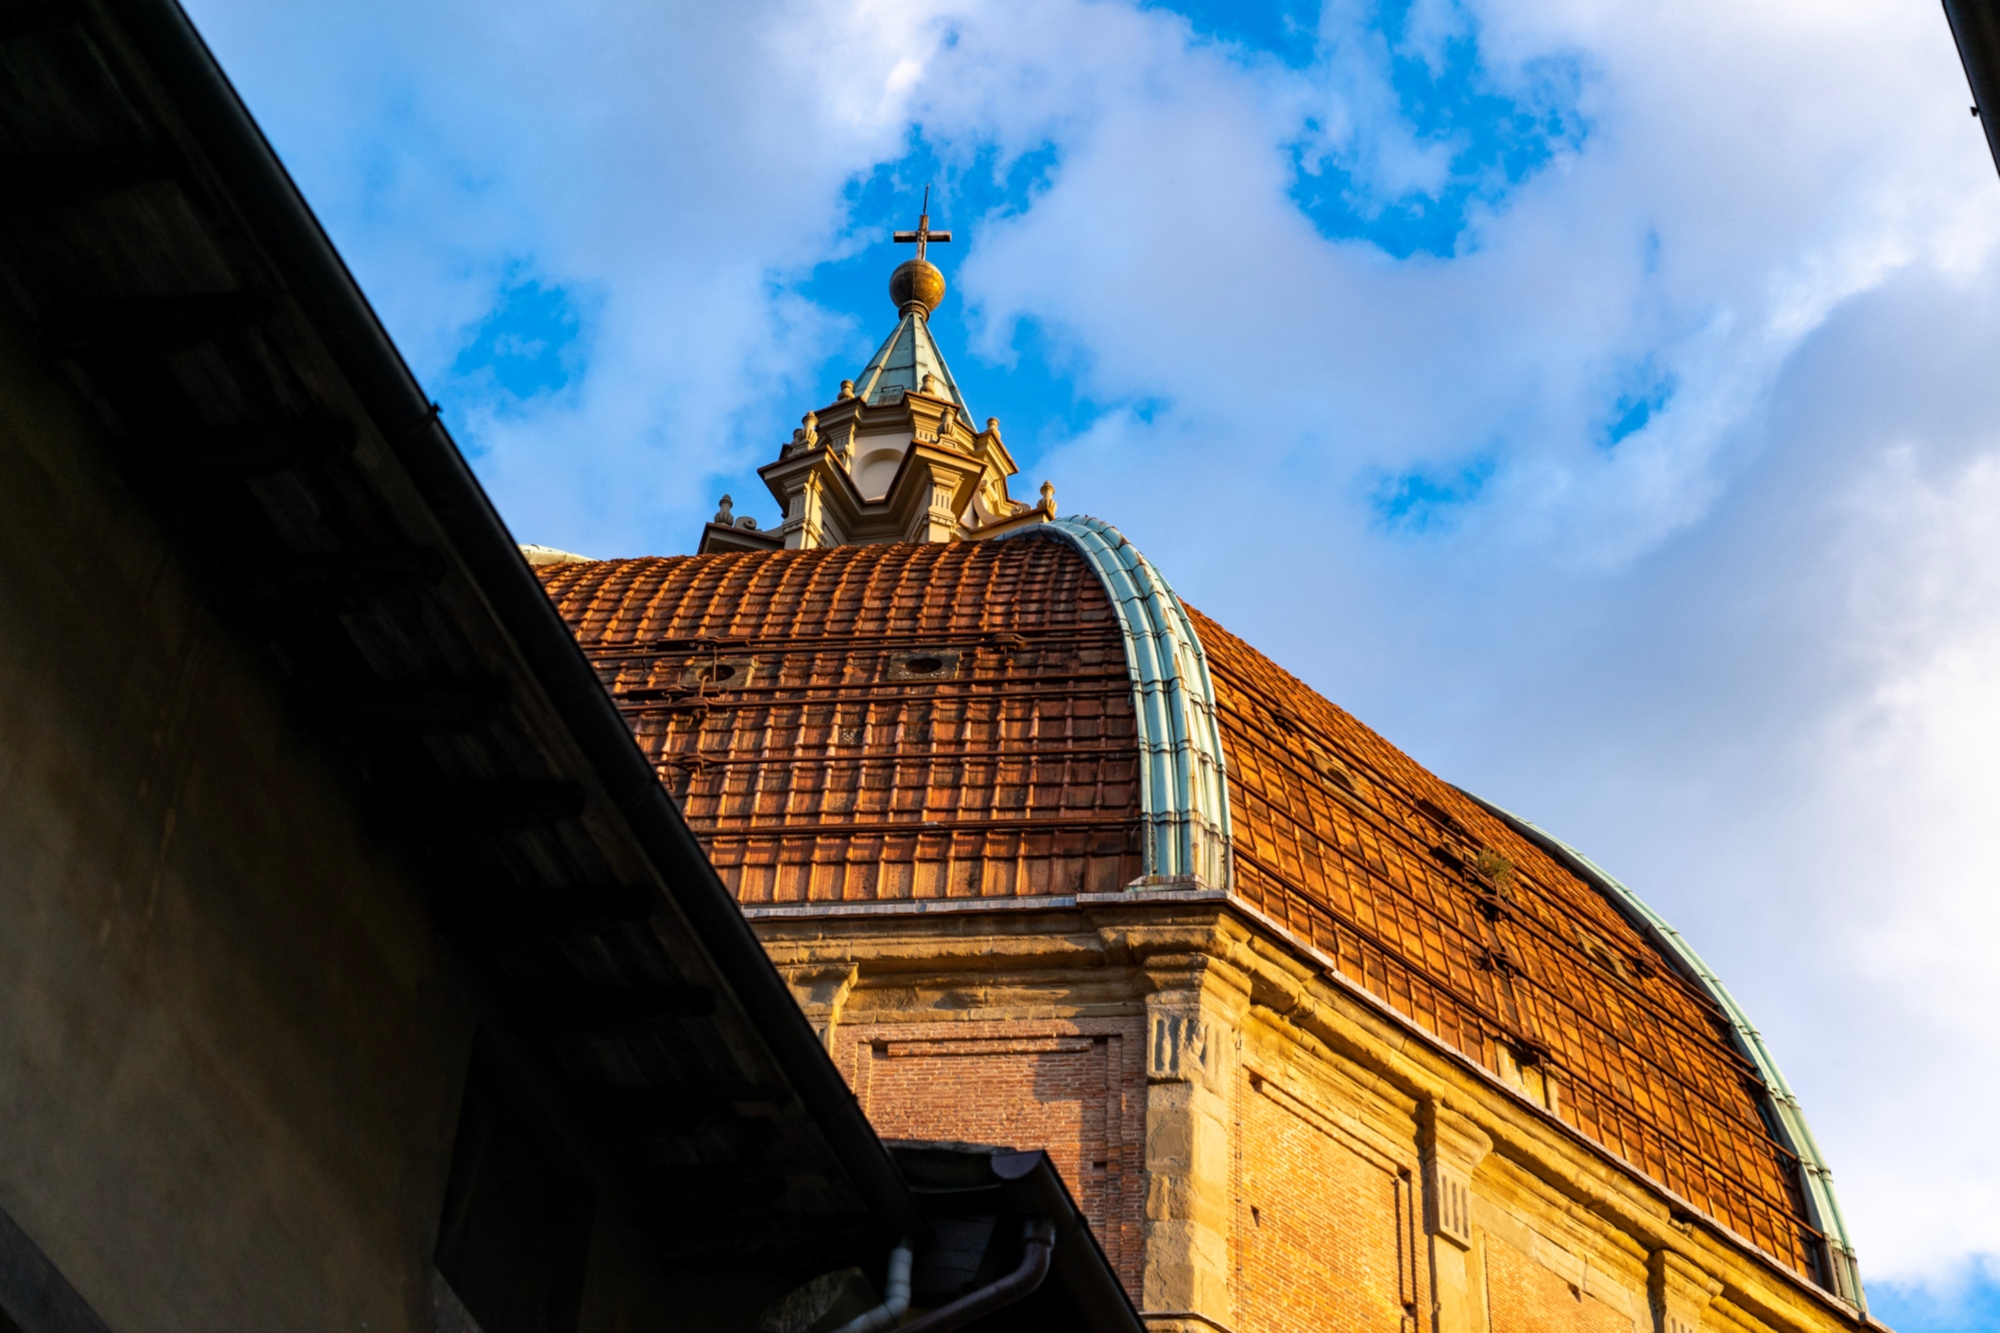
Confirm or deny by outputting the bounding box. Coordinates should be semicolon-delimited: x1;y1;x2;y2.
1475;849;1517;891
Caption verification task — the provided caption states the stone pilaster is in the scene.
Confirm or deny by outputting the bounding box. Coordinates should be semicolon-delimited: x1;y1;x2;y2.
778;962;860;1051
1139;952;1245;1333
914;470;962;543
779;468;828;548
1650;1250;1720;1333
1420;1097;1493;1333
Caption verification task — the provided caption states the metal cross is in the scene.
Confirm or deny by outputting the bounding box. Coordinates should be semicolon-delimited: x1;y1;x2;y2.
892;185;952;262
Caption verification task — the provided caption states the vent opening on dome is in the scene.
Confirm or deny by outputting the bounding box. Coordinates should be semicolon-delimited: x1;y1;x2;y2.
1415;796;1469;836
888;650;960;681
680;656;756;690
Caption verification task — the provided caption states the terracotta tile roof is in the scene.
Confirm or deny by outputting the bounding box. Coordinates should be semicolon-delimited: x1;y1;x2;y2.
538;542;1145;904
539;541;1821;1282
1189;607;1822;1280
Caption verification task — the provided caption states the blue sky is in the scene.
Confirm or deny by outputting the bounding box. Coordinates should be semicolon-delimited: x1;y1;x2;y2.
185;0;2000;1322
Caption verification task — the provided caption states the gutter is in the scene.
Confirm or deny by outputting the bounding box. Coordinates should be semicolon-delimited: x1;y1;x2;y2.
111;0;927;1251
898;1219;1054;1333
831;1244;913;1333
987;1150;1144;1333
890;1146;1146;1333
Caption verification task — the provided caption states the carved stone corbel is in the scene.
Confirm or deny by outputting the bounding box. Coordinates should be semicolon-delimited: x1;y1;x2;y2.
1148;1010;1214;1086
778;962;860;1050
1136;952;1246;1327
1419;1098;1494;1333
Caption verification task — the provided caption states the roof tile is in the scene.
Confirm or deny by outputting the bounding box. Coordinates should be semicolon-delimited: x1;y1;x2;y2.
540;542;1146;905
1190;606;1821;1278
540;542;1822;1283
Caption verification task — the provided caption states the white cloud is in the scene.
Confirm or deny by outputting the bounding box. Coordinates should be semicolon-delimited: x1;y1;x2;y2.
186;0;2000;1286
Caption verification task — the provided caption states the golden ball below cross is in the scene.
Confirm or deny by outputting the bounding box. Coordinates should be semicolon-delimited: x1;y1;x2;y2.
890;259;946;315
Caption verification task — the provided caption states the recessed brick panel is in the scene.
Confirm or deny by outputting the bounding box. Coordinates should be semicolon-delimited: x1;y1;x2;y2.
839;1019;1144;1291
1233;1074;1421;1332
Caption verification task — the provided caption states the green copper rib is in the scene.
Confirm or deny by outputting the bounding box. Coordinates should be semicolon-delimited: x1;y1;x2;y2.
1468;793;1866;1313
1004;516;1233;889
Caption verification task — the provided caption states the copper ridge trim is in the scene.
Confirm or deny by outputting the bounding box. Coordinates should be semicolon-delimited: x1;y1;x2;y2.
1001;516;1232;890
1466;793;1866;1313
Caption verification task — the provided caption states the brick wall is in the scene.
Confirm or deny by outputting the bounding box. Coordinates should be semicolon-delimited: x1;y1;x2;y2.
839;1018;1145;1290
1485;1236;1635;1333
1232;1071;1421;1333
768;906;1859;1333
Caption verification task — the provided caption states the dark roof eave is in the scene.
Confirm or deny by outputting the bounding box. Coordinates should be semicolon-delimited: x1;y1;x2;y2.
1944;0;2000;178
107;0;926;1249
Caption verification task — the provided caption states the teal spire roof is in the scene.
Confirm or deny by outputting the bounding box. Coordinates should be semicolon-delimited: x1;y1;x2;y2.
853;311;972;424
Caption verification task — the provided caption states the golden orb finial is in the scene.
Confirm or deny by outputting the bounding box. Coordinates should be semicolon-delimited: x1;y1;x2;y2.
890;186;952;318
890;258;946;316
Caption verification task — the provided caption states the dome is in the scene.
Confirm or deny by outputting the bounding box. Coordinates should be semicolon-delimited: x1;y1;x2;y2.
537;521;1855;1298
889;257;946;315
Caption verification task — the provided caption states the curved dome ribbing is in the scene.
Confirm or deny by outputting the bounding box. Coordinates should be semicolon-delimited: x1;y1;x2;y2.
1187;603;1849;1294
1002;517;1232;890
1475;799;1864;1309
536;528;1852;1299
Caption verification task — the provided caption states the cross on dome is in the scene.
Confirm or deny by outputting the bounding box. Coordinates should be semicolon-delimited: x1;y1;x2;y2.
891;184;952;263
886;188;952;319
699;182;1061;554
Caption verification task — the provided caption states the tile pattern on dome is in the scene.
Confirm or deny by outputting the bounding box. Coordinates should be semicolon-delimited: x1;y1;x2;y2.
539;543;1144;904
538;539;1824;1287
1187;607;1824;1283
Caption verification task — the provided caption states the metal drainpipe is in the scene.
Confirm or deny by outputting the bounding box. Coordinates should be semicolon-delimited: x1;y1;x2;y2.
830;1243;913;1333
897;1219;1057;1333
